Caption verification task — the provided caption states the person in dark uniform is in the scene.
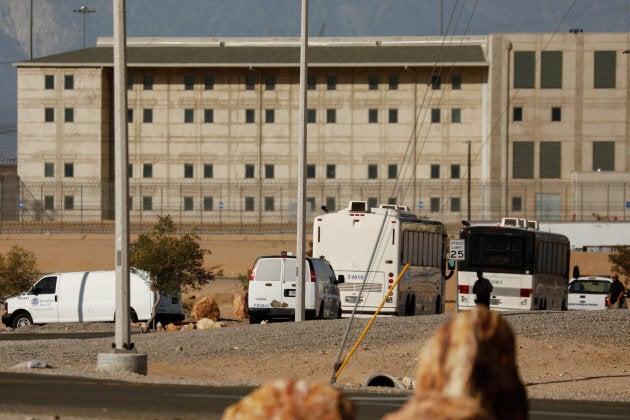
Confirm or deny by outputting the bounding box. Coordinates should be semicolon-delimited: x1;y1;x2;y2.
473;270;493;307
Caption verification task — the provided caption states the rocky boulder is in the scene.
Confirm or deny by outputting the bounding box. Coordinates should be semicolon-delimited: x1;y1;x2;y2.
233;291;248;320
222;378;356;420
190;296;220;321
385;307;527;420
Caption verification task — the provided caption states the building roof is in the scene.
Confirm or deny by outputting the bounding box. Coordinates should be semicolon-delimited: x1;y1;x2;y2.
16;37;488;68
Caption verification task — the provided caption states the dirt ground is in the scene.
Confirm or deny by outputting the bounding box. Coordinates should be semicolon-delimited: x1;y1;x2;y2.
0;233;618;317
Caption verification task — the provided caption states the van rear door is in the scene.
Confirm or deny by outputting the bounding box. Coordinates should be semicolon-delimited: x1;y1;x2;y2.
249;258;285;309
281;258;298;308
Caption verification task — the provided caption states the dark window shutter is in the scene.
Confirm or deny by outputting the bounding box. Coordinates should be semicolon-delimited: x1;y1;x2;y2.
540;141;561;178
514;51;535;89
593;141;615;171
541;51;562;88
594;51;616;89
513;141;534;179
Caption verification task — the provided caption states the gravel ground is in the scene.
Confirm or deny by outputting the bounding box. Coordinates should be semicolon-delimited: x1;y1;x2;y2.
1;310;629;402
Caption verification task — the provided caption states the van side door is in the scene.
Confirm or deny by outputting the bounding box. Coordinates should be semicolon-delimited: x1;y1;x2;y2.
30;276;59;323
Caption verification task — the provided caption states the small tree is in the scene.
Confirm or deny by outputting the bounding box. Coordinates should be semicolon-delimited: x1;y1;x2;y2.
130;215;214;330
0;246;40;301
609;245;630;283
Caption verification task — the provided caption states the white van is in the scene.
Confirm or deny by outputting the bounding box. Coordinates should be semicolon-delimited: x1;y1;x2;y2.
247;253;344;323
1;269;184;328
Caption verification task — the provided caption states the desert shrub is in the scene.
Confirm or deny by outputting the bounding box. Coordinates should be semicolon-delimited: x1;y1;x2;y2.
0;246;40;301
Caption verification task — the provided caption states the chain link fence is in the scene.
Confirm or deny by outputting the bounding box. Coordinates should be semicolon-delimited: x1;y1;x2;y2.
1;177;629;234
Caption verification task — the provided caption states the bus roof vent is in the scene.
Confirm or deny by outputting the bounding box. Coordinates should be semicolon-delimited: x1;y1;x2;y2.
349;201;368;212
380;204;397;210
526;220;539;230
500;217;520;227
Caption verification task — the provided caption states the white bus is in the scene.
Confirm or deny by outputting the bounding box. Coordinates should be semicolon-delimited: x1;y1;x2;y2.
457;218;571;311
312;201;451;317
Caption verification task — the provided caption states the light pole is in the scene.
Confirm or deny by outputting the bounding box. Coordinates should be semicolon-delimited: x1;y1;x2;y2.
73;5;95;49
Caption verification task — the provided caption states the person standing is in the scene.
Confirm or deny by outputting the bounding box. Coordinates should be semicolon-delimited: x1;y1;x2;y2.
608;273;626;309
473;270;493;307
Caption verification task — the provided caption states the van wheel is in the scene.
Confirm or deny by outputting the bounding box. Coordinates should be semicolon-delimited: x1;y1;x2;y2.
249;314;259;325
318;302;325;319
435;295;441;314
12;312;33;329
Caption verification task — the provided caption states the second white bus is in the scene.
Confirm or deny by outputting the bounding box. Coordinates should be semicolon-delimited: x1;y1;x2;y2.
457;218;571;311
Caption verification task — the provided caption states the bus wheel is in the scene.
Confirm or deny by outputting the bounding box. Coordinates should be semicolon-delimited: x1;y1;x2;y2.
318;302;325;319
408;295;416;316
435;295;441;314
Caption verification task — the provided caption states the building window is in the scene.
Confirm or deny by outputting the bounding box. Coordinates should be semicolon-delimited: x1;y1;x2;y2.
514;51;535;88
368;75;379;90
245;75;256;90
326;164;336;179
203;164;213;178
307;109;316;123
245;109;255;123
451;197;461;212
431;75;441;90
594;51;616;89
389;109;398;123
44;195;54;210
307;164;316;179
64;108;74;123
326;109;336;123
127;74;133;90
64;196;74;210
306;197;316;211
203;75;214;90
127;109;133;123
204;109;213;123
184;75;194;90
143;108;153;123
265;109;275;123
512;197;522;212
326;75;336;90
325;197;336;212
142;196;153;211
44;162;54;178
540;141;561;179
368;109;378;123
143;75;154;90
45;108;54;122
430;197;440;213
307;75;317;90
184;109;194;123
513;141;534;179
264;75;276;91
367;197;378;208
451;74;462;90
388;164;397;179
183;196;194;211
64;163;74;178
64;75;74;90
513;107;523;122
265;164;274;179
451;164;460;179
184;164;194;179
593;141;615;171
264;197;275;211
451;108;461;123
388;75;399;90
430;164;440;179
245;197;255;211
368;164;378;179
128;163;133;178
45;75;54;90
203;196;213;211
143;163;153;178
541;51;562;88
245;164;255;178
431;108;440;123
551;107;561;122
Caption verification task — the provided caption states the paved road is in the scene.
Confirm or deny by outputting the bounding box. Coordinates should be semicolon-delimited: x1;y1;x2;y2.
0;373;628;419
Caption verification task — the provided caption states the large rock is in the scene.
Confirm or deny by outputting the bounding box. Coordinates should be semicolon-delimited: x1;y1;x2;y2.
385;307;527;420
222;379;356;420
190;296;220;321
233;291;248;320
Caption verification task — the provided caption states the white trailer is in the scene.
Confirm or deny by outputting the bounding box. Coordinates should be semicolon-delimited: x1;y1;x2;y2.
312;201;450;317
2;269;184;328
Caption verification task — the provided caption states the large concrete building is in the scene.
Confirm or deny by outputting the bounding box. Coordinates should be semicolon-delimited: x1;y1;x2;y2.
13;33;630;227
